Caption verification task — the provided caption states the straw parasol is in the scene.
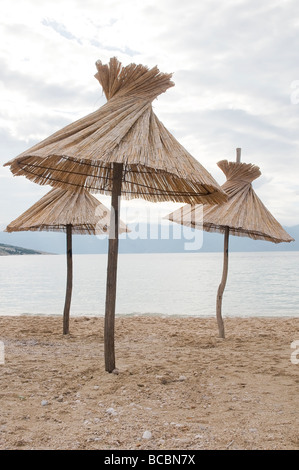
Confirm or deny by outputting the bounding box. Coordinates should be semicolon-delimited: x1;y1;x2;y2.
166;148;294;338
5;187;129;334
4;57;227;371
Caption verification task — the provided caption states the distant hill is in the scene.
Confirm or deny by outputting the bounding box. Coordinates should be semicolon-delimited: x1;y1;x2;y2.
0;224;297;254
0;243;48;256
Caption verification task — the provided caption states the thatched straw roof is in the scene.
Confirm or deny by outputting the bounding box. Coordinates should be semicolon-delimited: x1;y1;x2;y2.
5;187;129;235
4;57;227;205
167;160;294;244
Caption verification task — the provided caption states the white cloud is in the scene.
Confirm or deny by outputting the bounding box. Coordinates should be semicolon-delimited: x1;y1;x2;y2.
0;0;298;228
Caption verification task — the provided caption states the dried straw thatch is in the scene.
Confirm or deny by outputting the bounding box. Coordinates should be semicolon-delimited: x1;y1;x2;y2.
4;57;227;372
166;154;294;338
5;187;129;335
4;57;227;205
5;187;129;235
167;159;294;244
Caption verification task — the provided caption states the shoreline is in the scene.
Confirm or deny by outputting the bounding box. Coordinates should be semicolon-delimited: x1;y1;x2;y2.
0;315;298;450
0;312;298;318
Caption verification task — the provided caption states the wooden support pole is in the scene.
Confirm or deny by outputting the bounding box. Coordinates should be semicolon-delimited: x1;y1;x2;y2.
215;147;241;338
63;224;73;335
216;226;229;338
104;163;123;372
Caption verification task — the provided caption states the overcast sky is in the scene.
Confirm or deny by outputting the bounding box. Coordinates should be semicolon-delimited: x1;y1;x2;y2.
0;0;299;229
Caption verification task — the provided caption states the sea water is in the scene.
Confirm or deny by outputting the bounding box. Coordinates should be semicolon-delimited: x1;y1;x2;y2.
0;251;298;317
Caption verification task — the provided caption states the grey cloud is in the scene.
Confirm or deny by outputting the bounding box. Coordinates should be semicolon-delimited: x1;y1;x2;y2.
156;0;299;107
0;58;103;109
0;129;38;164
0;129;50;226
160;106;299;181
165;107;297;143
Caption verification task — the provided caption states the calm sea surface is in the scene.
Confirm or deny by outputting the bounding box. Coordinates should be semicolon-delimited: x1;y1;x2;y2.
0;252;298;318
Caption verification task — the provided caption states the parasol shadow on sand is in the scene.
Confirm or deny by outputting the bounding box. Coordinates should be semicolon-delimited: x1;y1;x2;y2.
4;57;227;371
166;148;294;338
5;187;129;335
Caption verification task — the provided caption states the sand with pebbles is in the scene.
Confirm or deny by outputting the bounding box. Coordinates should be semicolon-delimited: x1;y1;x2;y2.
0;315;298;450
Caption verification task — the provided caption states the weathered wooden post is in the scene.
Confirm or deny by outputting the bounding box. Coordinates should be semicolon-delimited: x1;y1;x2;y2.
63;224;73;335
216;225;229;338
216;148;241;338
104;163;123;372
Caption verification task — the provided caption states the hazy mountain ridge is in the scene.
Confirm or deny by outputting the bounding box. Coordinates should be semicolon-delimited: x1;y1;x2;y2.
0;224;297;255
0;242;48;256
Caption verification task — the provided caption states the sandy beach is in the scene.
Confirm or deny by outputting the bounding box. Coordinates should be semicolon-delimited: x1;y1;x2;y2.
0;315;298;450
